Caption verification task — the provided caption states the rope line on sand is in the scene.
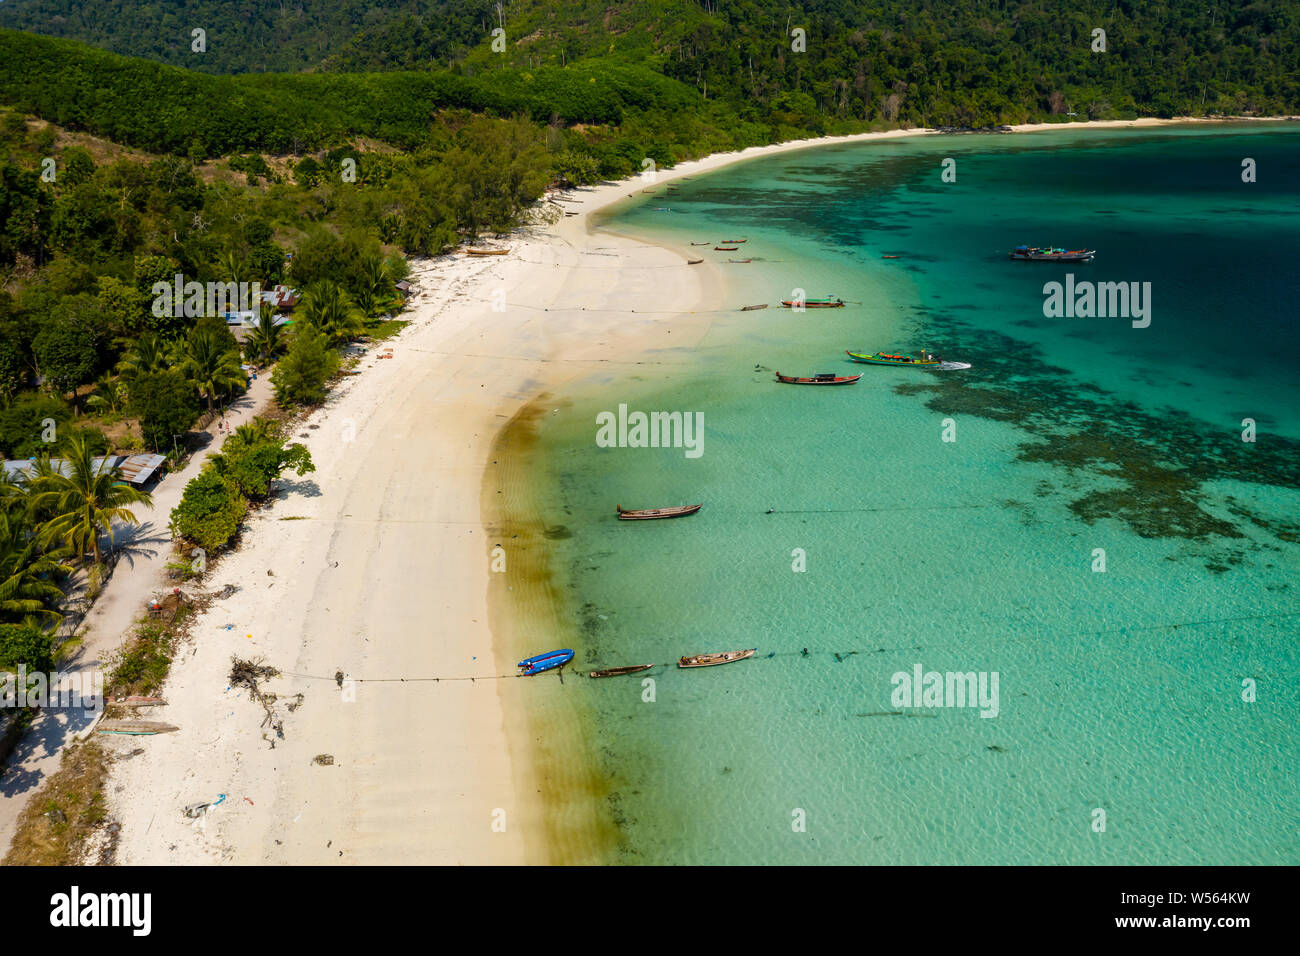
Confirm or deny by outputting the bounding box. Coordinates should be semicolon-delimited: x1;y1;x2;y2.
269;609;1300;686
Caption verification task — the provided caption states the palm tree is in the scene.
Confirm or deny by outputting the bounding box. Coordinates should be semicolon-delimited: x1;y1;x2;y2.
0;509;71;627
116;332;171;380
355;255;390;320
177;326;247;415
29;432;153;566
300;281;362;346
243;310;285;366
85;372;126;416
218;248;248;285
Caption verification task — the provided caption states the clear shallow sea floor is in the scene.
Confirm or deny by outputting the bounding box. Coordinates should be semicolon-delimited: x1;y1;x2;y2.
512;125;1299;864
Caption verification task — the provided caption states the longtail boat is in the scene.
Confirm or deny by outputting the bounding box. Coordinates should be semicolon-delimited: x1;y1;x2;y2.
775;372;861;385
1009;245;1095;262
780;297;844;308
518;649;574;676
741;303;769;311
846;350;940;367
690;241;711;245
721;238;748;243
465;248;508;256
881;255;901;259
846;350;971;371
589;664;654;679
715;246;739;251
617;503;703;520
679;648;756;668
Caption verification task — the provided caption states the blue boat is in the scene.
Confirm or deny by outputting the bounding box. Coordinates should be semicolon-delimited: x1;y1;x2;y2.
517;649;574;676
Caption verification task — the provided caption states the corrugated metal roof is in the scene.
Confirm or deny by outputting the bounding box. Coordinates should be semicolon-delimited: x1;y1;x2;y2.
2;453;166;486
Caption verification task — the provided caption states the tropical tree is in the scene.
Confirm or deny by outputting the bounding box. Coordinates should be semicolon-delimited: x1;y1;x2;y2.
116;331;171;380
217;247;248;285
176;325;246;415
0;509;70;628
243;310;286;365
354;255;390;319
300;280;362;345
85;372;127;416
271;325;339;407
29;432;153;566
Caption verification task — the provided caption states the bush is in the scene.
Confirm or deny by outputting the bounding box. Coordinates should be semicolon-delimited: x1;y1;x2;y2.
0;392;71;459
0;622;54;673
169;469;247;552
129;370;199;453
213;426;315;501
272;326;338;407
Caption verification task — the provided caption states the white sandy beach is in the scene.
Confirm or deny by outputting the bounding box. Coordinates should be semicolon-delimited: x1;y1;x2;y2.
84;115;1292;866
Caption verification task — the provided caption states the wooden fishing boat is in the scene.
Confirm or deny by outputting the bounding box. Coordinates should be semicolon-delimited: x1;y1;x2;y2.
780;296;844;308
687;258;704;264
1009;245;1095;262
690;241;711;245
589;664;654;679
728;258;753;263
96;720;179;736
881;255;900;259
775;372;861;385
846;350;940;367
518;649;574;676
715;246;739;251
465;248;508;256
721;238;748;243
616;503;702;520
741;303;769;311
679;648;756;668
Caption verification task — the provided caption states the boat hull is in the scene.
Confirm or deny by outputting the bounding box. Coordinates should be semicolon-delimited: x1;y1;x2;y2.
775;373;861;385
589;664;654;678
846;351;940;367
518;649;574;676
679;648;756;668
616;504;703;520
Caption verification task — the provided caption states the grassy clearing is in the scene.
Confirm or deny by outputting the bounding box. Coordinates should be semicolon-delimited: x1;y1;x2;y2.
364;318;409;342
3;739;113;866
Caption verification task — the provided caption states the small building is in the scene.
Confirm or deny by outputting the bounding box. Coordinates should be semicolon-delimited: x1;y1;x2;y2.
2;453;167;488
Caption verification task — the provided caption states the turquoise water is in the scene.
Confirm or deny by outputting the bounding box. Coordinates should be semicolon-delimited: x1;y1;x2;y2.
526;125;1300;864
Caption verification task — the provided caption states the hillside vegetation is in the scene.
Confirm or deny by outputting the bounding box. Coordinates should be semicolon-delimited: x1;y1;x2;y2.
1;0;1296;126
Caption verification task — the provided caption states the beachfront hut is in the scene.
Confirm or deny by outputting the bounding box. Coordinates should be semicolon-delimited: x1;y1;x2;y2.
2;453;167;488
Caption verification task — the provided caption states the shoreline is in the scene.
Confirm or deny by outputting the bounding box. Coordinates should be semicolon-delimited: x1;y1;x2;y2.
93;115;1290;865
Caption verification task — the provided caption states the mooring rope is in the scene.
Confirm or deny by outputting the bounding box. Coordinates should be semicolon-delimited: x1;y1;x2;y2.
268;608;1300;686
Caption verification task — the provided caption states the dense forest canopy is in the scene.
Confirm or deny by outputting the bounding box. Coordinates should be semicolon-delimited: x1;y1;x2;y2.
0;1;1296;125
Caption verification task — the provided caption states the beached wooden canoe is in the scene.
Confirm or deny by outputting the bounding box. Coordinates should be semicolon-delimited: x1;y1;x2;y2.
616;503;703;520
687;258;704;264
96;720;179;735
775;372;861;385
679;648;756;668
465;248;508;256
589;664;654;678
690;241;711;246
741;304;769;311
